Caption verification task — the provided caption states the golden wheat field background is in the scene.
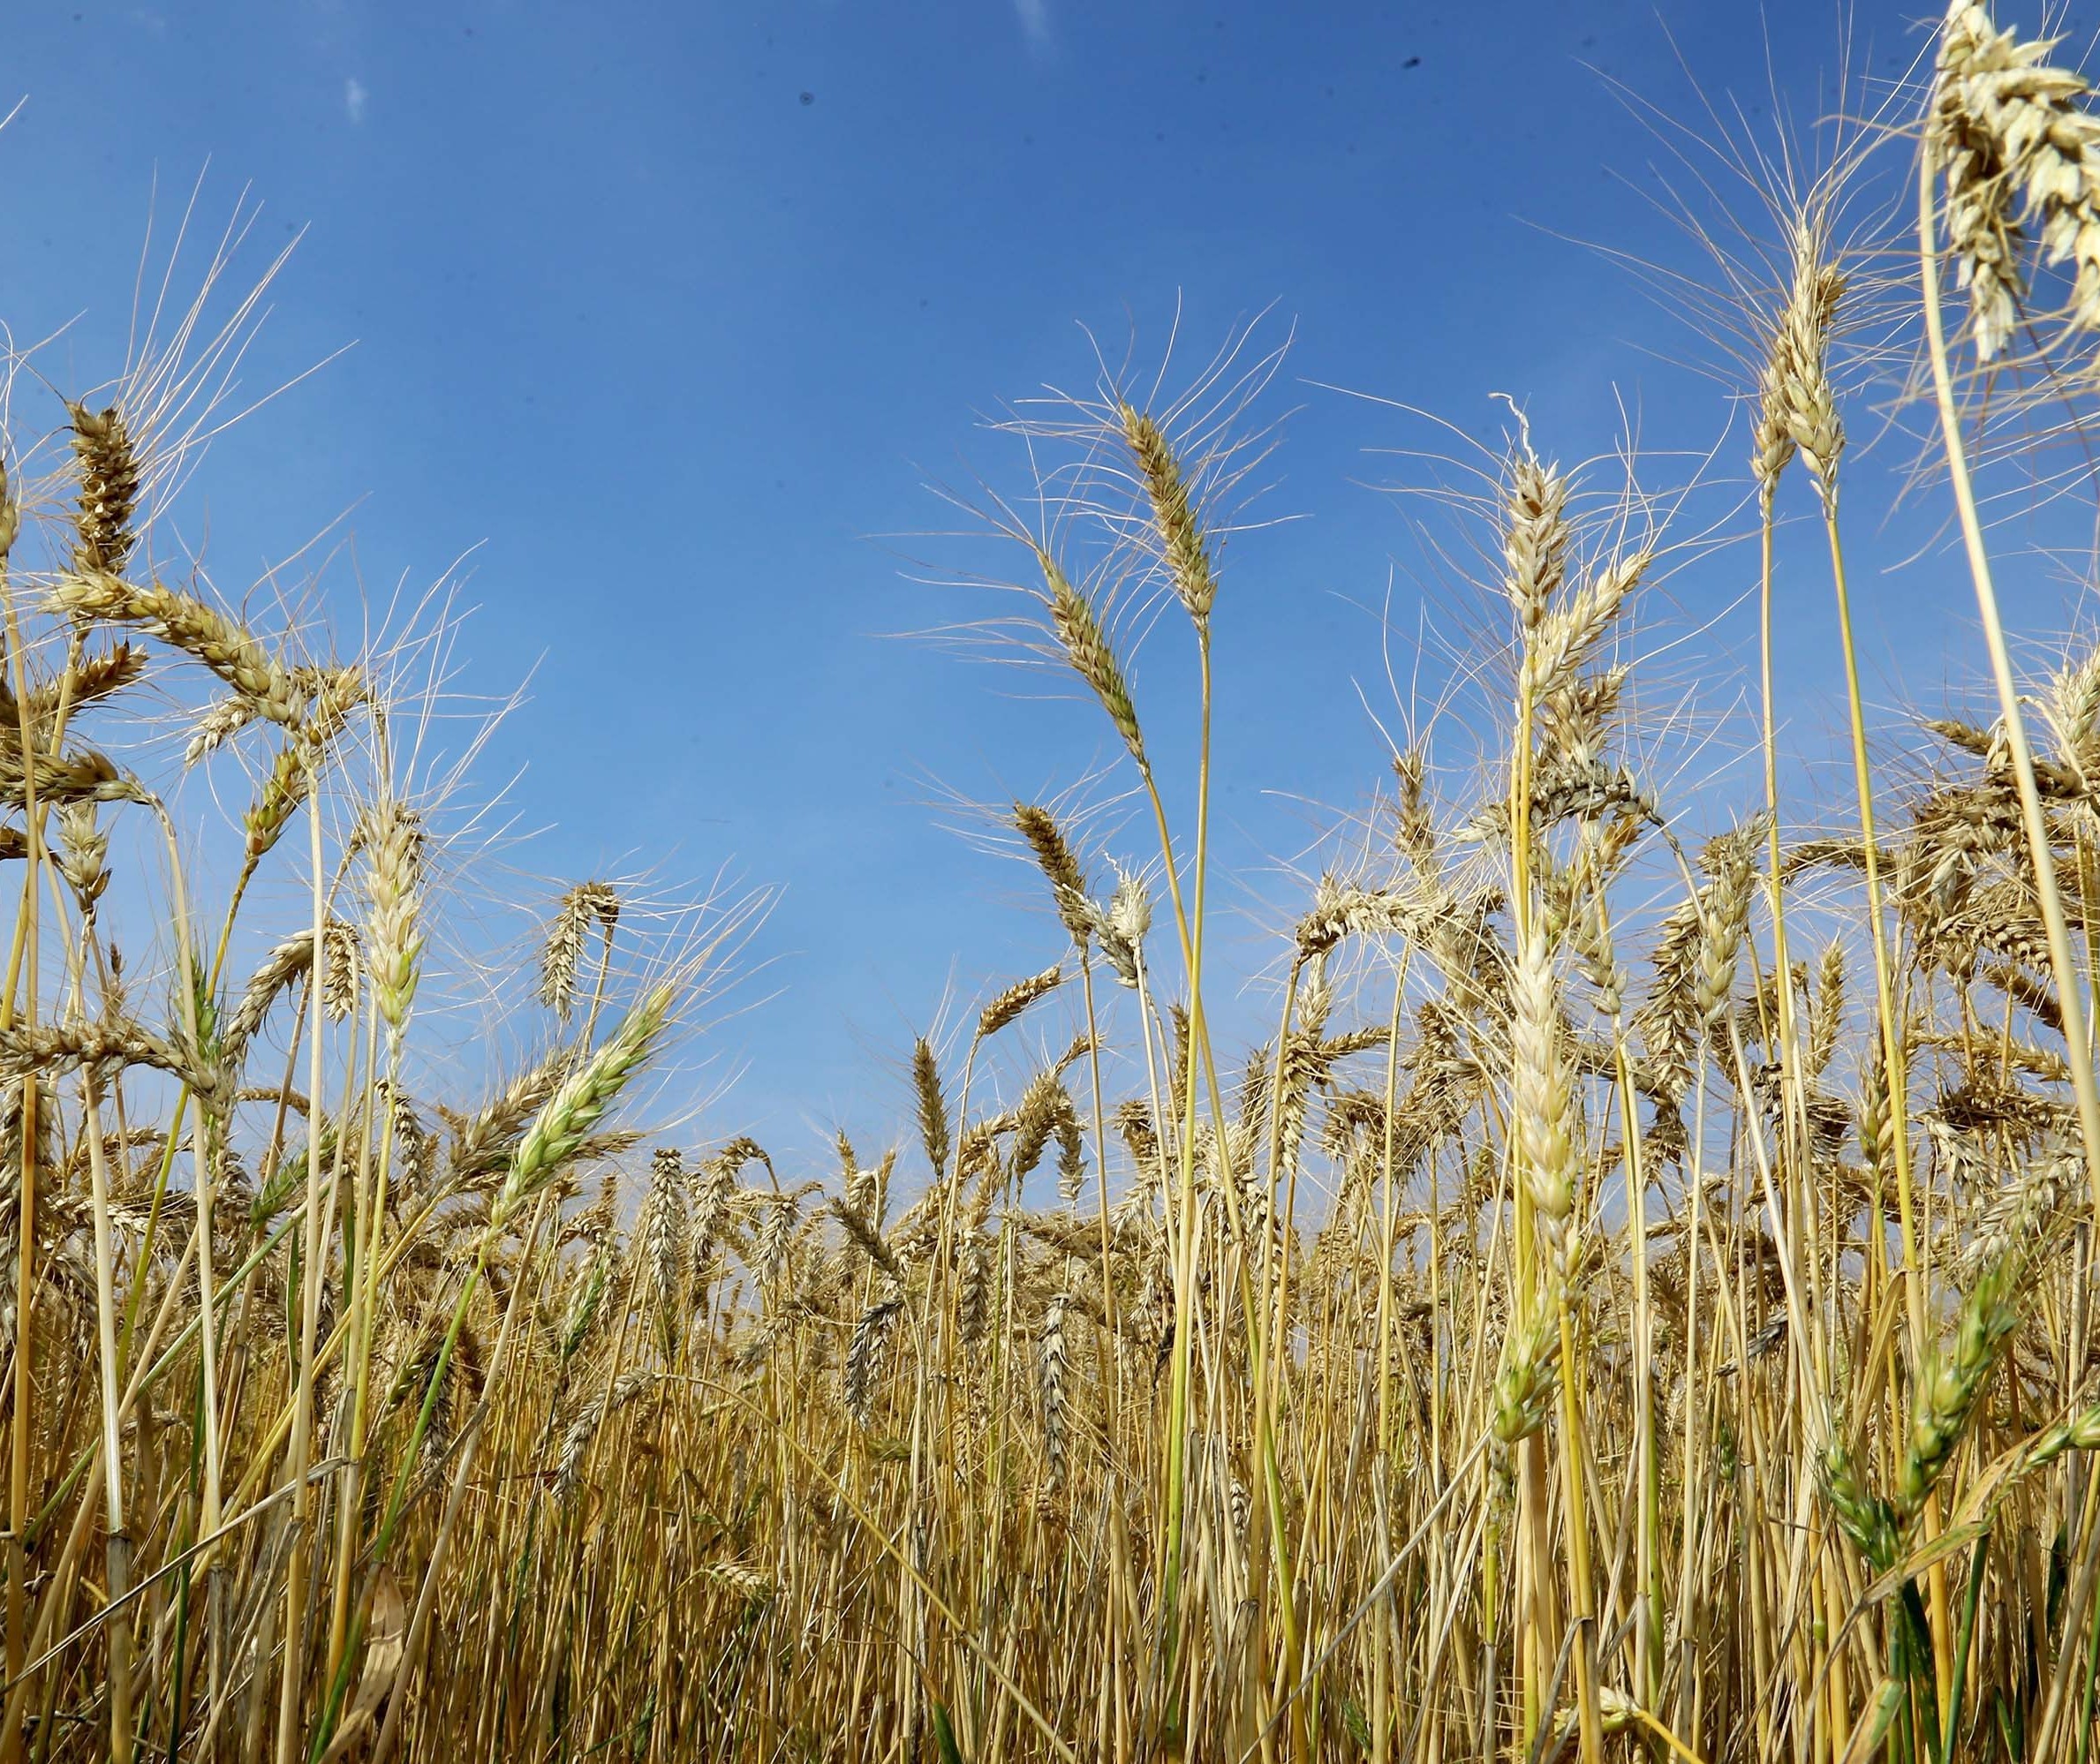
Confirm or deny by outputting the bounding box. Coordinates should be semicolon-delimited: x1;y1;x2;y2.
24;4;2100;1760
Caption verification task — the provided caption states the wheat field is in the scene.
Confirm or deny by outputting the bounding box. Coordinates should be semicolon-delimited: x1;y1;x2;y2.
17;6;2100;1760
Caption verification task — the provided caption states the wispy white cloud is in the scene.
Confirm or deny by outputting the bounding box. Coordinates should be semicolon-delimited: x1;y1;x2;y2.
1014;0;1048;50
344;77;367;124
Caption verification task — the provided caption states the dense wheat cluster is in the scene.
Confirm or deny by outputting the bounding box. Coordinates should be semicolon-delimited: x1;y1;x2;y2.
22;6;2100;1760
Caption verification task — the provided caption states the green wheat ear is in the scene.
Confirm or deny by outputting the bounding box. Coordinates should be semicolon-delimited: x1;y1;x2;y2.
1899;1249;2028;1519
497;982;674;1228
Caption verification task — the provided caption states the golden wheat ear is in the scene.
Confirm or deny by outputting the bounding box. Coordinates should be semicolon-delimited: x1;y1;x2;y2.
67;403;140;577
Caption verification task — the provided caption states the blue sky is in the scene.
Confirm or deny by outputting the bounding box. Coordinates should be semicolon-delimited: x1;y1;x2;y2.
4;1;2058;1172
